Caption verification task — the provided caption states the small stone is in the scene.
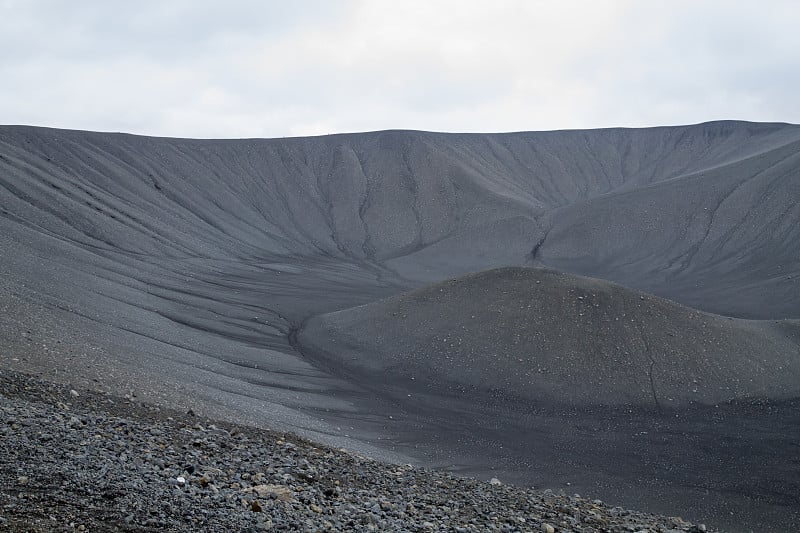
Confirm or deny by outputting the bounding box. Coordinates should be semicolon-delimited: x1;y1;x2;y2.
296;469;314;482
541;524;555;533
176;476;186;486
17;476;29;485
69;389;79;397
248;484;293;502
490;477;502;486
251;500;263;512
310;503;323;513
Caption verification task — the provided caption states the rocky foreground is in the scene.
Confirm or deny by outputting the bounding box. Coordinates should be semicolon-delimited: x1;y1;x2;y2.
0;369;710;533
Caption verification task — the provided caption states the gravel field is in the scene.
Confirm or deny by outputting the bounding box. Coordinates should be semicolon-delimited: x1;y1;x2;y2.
0;369;710;532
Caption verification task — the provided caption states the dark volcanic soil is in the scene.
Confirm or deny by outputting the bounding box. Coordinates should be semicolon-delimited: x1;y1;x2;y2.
2;122;800;532
299;267;800;407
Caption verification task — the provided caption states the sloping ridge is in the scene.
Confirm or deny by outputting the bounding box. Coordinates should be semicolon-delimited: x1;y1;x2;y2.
299;267;800;407
535;135;800;318
0;121;798;265
2;121;800;319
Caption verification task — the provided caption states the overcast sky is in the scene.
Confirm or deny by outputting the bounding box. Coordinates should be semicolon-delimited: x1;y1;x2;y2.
2;0;798;138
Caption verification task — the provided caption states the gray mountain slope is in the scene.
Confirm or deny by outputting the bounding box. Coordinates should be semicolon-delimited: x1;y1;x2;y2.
2;121;799;275
536;137;800;318
2;121;800;531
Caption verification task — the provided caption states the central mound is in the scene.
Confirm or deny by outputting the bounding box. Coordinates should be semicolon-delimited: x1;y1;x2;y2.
299;267;800;407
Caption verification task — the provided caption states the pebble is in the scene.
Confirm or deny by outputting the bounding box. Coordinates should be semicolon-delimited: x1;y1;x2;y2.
249;484;293;502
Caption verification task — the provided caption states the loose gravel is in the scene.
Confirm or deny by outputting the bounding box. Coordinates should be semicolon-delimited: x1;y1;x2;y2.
0;369;710;532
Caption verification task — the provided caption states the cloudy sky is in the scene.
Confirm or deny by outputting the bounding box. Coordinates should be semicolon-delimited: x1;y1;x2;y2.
2;0;798;138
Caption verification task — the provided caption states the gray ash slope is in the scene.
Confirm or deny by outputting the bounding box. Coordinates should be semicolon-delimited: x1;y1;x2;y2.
1;121;800;531
299;267;800;408
3;121;800;310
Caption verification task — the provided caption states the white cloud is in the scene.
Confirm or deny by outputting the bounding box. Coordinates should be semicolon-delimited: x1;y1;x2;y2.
1;0;798;137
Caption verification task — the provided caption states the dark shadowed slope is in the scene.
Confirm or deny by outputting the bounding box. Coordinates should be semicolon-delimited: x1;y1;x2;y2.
298;267;800;408
2;121;800;531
